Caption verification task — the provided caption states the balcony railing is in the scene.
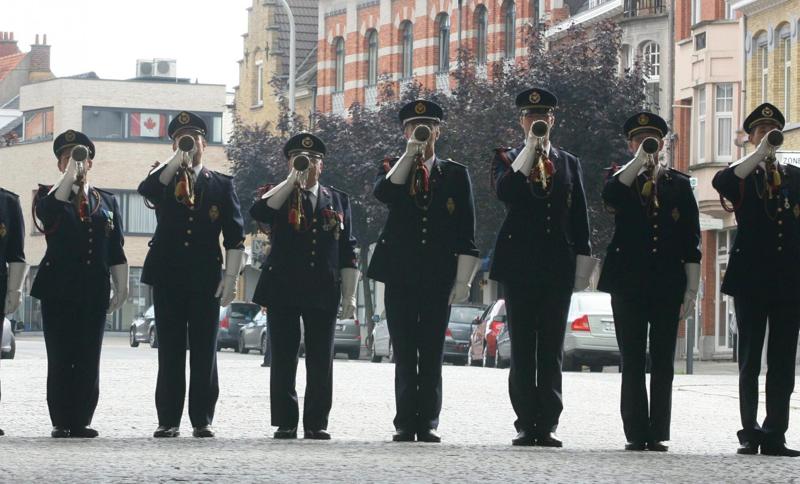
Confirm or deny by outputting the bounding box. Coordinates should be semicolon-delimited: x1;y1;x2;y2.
365;85;378;111
623;0;666;17
332;92;345;115
436;72;450;94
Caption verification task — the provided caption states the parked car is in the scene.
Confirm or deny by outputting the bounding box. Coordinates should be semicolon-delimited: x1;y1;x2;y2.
562;291;620;372
129;305;158;348
218;302;261;351
370;317;392;363
239;310;268;355
444;305;485;366
334;318;361;360
468;300;506;367
1;318;20;360
495;323;511;368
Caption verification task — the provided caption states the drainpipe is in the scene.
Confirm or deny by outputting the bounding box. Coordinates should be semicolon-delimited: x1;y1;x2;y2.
667;0;676;169
458;0;463;50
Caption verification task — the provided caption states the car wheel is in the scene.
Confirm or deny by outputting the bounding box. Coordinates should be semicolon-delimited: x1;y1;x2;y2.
562;355;580;372
370;340;382;363
457;356;468;366
589;365;603;373
388;343;395;363
239;335;249;354
348;349;360;360
482;344;495;368
129;327;139;348
1;339;14;360
149;328;159;349
261;335;268;356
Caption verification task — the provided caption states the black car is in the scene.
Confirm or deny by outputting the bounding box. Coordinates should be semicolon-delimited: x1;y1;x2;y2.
444;304;486;366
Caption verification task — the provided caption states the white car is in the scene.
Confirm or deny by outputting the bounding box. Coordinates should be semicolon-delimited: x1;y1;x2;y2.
2;318;18;360
562;291;620;372
369;317;392;363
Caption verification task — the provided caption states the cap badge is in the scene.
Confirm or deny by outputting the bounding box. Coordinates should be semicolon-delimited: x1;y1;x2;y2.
529;91;541;104
415;102;427;115
179;112;191;125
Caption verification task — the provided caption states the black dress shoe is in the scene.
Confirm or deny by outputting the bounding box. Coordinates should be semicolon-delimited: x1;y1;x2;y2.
304;429;331;440
625;441;647;451
51;426;70;438
536;432;563;448
260;362;270;367
736;441;759;455
192;426;215;438
512;430;536;446
647;441;668;452
0;428;4;436
70;426;99;438
761;444;800;457
273;426;297;439
392;429;415;442
416;429;441;443
153;426;180;438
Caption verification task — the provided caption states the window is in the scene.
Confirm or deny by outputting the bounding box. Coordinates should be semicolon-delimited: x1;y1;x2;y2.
23;108;54;142
400;21;414;80
692;0;701;24
780;27;791;121
620;44;632;72
694;32;706;50
642;42;660;110
755;36;768;103
715;83;733;159
437;13;450;73
255;61;264;105
697;86;706;163
82;108;223;144
366;30;378;86
110;190;157;235
503;0;516;59
334;37;345;93
475;6;488;65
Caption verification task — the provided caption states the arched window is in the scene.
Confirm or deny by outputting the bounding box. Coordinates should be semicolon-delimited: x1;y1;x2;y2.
641;41;660;78
475;5;488;65
400;21;414;80
753;32;768;103
437;13;451;73
334;37;345;93
503;0;516;59
778;23;791;121
366;29;379;86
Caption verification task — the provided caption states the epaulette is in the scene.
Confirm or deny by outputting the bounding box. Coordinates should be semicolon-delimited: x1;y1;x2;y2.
557;147;579;159
668;167;691;180
442;158;467;168
604;163;620;180
495;147;514;166
329;185;352;197
255;184;274;198
210;170;233;180
382;157;399;174
37;184;52;194
95;187;116;197
0;187;19;198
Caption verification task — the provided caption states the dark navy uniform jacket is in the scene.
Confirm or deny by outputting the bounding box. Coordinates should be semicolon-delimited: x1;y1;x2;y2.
138;165;245;294
250;184;358;311
31;186;126;302
597;168;701;304
489;146;591;290
0;188;26;313
713;164;800;301
367;157;478;288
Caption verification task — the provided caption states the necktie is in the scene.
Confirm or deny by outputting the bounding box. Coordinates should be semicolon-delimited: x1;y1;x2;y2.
302;190;314;219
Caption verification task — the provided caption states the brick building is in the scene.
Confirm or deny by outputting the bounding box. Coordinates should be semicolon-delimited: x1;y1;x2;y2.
235;0;319;127
316;0;544;115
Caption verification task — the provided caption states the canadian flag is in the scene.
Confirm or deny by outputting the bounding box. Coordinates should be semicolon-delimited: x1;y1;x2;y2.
130;113;167;138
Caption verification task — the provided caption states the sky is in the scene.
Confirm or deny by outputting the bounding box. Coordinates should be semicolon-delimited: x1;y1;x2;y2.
3;0;253;90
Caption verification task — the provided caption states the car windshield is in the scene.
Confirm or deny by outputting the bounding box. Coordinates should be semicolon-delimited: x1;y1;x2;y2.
573;293;612;314
450;306;484;324
144;306;155;319
230;303;261;320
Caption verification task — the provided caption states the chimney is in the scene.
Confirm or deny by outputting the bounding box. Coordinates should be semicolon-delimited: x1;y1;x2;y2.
29;33;51;73
0;31;21;58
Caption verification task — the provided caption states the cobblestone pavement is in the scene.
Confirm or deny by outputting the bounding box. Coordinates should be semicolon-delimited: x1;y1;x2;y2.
0;336;798;483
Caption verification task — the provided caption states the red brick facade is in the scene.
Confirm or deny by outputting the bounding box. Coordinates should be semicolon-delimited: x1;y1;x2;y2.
317;0;539;114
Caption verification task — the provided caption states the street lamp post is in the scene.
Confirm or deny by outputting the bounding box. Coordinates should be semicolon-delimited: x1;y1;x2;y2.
277;0;296;116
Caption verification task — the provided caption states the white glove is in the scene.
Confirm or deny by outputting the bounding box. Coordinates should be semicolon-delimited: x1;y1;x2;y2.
573;255;599;292
157;145;195;185
511;128;544;177
448;255;481;305
732;131;778;179
4;262;27;315
264;169;300;210
108;264;129;314
616;141;654;187
216;249;245;307
340;268;359;319
386;136;428;185
679;262;701;320
51;157;78;202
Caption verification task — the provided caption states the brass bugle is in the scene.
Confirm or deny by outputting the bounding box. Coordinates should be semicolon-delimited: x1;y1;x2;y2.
178;135;196;153
412;124;431;143
531;120;549;139
642;137;659;155
71;145;89;162
767;130;784;148
293;154;311;171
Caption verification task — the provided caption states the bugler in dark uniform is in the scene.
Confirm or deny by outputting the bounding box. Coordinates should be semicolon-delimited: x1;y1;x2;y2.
0;185;26;437
32;130;128;438
250;132;358;440
138;112;246;438
597;112;701;452
368;100;480;443
490;88;593;447
712;103;800;457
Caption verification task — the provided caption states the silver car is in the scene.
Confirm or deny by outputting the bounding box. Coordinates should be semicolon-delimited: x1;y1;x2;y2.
238;310;268;355
217;302;261;351
334;318;361;360
370;317;392;363
444;305;485;366
2;318;18;360
563;291;620;372
129;305;157;348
